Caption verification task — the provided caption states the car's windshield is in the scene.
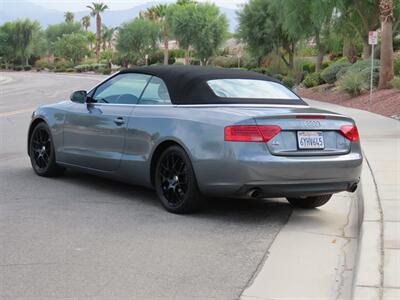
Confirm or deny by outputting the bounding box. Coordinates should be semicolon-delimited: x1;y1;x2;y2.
207;79;299;100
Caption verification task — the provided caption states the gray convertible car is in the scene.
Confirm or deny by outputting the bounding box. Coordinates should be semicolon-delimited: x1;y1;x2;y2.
28;66;362;213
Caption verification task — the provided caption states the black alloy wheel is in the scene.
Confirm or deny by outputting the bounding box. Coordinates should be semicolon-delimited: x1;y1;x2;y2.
155;145;204;213
29;122;64;177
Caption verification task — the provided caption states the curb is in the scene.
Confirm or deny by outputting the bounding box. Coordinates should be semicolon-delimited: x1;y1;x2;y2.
352;157;384;299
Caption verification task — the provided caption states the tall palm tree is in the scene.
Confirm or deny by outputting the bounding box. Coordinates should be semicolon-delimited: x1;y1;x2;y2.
86;2;109;59
64;11;74;23
378;0;394;89
145;4;169;65
81;16;91;31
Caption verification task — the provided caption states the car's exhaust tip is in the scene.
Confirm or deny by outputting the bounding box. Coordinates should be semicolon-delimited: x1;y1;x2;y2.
247;188;262;198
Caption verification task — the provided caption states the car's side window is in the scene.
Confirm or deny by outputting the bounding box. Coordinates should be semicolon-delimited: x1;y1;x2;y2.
92;73;151;104
139;76;171;105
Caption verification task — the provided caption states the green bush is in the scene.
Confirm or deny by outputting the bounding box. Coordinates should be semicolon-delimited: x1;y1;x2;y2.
0;63;5;69
321;61;351;84
336;65;351;80
282;76;296;89
347;59;380;86
209;56;237;68
74;63;107;72
23;65;32;71
302;62;316;73
13;65;23;71
65;68;75;72
101;68;111;75
393;35;400;50
394;57;400;76
303;72;321;88
337;71;368;96
389;77;400;90
321;61;332;70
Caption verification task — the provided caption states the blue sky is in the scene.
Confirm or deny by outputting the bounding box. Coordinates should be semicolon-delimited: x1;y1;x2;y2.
16;0;245;10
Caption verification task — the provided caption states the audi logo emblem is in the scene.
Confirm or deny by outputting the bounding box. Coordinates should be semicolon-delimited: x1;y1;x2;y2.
304;120;321;128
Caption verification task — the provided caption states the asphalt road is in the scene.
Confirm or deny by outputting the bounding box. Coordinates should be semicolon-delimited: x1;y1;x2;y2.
0;72;292;299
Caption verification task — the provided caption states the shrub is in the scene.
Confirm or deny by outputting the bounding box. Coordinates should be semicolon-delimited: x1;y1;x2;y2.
272;74;284;82
389;77;400;90
101;68;111;75
65;68;75;72
303;72;321;88
336;65;351;80
23;65;32;71
209;56;237;68
0;63;6;69
302;62;316;73
321;61;351;84
393;35;400;50
13;65;23;71
347;59;380;86
337;71;368;96
394;57;400;76
321;61;332;70
35;58;51;69
282;76;296;89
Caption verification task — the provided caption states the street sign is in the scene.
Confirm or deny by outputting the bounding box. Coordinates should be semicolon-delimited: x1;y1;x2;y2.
369;31;378;45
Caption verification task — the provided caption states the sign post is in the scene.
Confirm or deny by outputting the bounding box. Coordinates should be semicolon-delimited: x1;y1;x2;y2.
368;31;378;104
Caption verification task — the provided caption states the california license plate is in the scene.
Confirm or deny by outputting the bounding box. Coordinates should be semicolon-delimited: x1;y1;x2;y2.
297;131;324;149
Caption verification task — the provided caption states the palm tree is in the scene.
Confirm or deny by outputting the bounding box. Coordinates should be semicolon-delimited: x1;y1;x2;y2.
86;2;109;59
64;11;74;23
145;4;170;65
81;16;91;31
101;25;116;50
378;0;394;89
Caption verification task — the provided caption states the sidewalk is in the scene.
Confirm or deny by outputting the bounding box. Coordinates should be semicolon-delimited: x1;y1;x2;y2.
306;99;400;300
241;99;399;300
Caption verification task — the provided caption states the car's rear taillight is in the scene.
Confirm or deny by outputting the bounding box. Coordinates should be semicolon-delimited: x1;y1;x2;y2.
340;125;360;142
224;125;281;142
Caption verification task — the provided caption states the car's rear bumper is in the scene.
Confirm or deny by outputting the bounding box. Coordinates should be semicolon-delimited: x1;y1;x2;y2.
194;141;363;198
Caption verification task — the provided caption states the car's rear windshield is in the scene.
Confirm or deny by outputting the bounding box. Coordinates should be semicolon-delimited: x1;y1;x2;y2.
207;79;299;100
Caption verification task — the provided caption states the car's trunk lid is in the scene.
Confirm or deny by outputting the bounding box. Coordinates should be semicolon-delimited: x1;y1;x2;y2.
249;107;353;156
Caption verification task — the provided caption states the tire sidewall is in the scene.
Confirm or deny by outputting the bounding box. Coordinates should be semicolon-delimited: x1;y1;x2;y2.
29;122;57;176
154;146;200;213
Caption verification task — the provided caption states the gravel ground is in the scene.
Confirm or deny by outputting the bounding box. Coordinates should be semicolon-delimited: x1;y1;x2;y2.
297;85;400;120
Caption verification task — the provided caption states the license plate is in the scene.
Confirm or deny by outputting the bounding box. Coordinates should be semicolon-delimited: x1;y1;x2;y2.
297;131;324;149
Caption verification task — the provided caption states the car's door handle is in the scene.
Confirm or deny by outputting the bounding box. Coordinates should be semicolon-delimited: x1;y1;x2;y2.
113;117;125;126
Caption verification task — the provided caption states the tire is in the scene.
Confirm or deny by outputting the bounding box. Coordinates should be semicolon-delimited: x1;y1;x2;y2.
154;145;204;214
29;122;65;177
287;194;332;209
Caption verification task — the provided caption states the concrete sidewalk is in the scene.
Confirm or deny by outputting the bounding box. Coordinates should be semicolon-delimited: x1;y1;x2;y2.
305;100;400;300
241;99;399;300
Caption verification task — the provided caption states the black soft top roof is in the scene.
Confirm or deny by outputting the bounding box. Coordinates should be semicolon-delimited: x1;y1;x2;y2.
119;65;306;105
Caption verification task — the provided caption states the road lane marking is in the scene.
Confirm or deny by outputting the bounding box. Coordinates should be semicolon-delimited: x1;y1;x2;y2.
0;107;35;117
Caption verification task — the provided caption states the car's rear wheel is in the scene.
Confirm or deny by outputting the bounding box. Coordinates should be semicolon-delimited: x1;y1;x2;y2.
29;122;65;177
287;194;332;209
155;145;204;214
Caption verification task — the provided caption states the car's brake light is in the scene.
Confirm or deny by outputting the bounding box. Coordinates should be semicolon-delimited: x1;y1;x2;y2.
224;125;281;142
340;125;360;142
296;115;326;119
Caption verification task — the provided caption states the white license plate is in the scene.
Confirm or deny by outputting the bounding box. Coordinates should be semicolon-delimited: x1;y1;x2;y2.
297;131;324;149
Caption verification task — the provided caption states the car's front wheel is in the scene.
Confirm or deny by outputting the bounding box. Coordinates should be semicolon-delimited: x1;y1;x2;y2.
287;194;332;209
155;145;204;214
29;122;65;177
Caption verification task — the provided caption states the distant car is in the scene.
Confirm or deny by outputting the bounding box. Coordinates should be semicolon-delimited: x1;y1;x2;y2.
28;66;362;213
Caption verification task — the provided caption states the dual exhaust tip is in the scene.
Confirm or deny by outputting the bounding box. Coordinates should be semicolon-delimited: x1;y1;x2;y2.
246;182;358;199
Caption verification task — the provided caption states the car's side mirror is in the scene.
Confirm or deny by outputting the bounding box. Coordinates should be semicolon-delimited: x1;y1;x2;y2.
70;90;87;103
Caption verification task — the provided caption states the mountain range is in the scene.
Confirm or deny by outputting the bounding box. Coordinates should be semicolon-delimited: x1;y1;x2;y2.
0;0;239;32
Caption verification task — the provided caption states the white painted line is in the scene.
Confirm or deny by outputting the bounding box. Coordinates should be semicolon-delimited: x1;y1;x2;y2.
0;107;35;117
